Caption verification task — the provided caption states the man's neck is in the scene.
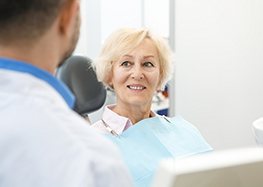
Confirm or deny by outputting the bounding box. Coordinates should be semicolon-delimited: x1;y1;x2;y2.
0;43;59;75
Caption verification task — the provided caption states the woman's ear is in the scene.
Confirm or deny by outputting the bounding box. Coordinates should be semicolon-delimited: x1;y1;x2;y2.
156;89;162;93
108;81;114;90
105;76;113;90
156;82;164;92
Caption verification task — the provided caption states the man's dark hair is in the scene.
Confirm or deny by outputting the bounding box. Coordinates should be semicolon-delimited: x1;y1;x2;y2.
0;0;67;43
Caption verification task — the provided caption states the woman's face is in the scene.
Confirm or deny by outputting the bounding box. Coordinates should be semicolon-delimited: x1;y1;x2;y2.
110;38;160;108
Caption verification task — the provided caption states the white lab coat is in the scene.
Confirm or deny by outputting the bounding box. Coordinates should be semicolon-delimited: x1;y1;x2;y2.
0;65;133;187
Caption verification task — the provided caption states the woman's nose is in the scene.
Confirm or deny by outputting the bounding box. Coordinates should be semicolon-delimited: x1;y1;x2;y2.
131;66;144;80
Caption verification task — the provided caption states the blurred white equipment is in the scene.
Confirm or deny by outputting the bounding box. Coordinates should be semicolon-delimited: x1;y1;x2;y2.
152;147;263;187
252;118;263;145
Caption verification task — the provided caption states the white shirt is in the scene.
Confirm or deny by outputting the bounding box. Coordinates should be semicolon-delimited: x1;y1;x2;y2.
0;58;133;187
92;104;156;135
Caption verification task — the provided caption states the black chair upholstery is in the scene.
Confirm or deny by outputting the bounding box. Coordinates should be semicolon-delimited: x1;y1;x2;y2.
56;55;106;117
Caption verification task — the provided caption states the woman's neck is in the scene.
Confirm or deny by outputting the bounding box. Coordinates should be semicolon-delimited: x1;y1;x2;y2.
112;103;152;124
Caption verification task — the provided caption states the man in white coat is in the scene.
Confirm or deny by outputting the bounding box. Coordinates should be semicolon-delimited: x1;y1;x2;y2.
0;0;133;187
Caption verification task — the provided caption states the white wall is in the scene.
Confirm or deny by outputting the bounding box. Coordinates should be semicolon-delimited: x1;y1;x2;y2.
175;0;263;150
74;0;101;59
144;0;169;38
100;0;142;42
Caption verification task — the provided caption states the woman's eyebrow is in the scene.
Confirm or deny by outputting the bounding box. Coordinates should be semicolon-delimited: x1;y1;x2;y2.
122;55;132;58
144;55;155;58
120;55;156;60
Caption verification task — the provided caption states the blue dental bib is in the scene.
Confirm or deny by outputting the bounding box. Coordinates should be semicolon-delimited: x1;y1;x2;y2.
105;116;212;187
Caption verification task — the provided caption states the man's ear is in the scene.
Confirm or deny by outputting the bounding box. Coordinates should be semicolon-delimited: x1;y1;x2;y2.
58;0;80;35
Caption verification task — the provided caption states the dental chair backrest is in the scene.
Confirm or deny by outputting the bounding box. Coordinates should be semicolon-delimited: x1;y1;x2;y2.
56;55;106;122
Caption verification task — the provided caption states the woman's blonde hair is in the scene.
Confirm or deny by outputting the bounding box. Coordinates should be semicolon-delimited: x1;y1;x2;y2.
94;27;174;90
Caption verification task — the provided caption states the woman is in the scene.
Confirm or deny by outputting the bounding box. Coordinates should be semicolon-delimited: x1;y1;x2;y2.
92;28;212;187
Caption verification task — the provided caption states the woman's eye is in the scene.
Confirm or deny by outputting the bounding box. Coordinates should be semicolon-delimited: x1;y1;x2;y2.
120;61;131;67
143;61;154;67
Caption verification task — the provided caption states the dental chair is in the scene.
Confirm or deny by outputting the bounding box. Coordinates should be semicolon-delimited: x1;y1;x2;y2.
56;55;106;122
